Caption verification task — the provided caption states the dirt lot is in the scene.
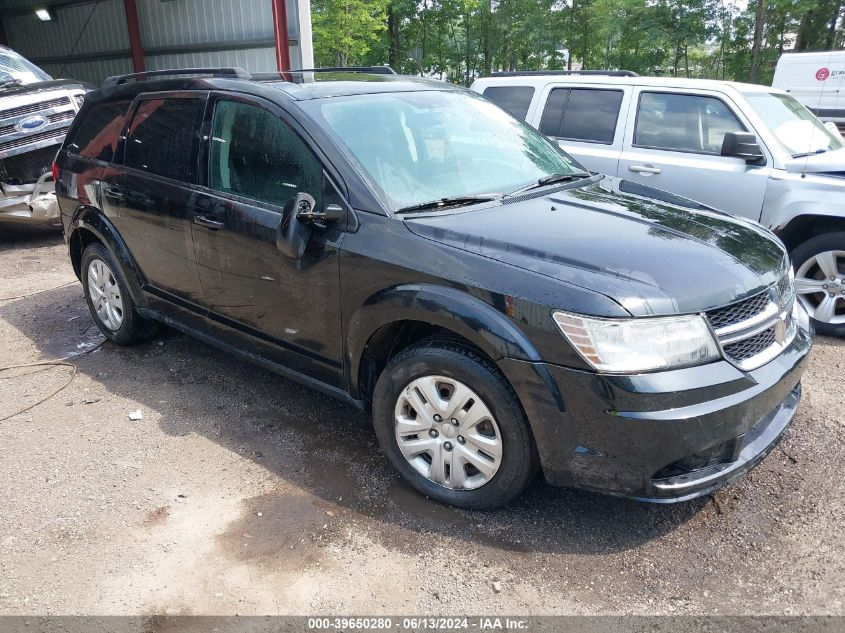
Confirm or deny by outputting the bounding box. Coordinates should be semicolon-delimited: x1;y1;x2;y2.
0;225;843;617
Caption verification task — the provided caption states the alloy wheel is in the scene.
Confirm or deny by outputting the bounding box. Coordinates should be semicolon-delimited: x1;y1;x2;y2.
87;258;124;331
794;250;845;325
394;375;502;490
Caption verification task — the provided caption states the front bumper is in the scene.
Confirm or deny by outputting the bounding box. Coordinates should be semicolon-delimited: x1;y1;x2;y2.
0;172;59;225
500;305;813;502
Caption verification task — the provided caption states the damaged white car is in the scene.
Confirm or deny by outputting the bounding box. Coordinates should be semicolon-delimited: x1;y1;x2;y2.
0;45;86;226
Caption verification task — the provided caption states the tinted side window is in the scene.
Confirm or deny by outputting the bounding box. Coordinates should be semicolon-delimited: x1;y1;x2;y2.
539;88;569;136
124;98;202;182
634;92;744;153
539;88;622;143
66;100;130;161
482;86;535;119
208;99;322;207
560;89;623;143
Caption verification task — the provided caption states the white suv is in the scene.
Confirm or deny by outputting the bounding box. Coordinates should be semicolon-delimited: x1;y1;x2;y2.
471;72;845;335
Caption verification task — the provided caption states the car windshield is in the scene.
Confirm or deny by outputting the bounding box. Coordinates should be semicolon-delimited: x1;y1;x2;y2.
0;48;52;86
301;89;582;212
744;91;844;157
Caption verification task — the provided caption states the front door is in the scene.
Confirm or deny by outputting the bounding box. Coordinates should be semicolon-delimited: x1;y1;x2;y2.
190;95;346;386
619;89;770;220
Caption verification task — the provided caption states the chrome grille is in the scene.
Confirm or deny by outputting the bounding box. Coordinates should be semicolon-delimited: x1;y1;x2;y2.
706;292;770;330
0;97;70;120
722;327;777;362
0;110;74;137
0;128;67;153
0;93;78;160
706;271;797;371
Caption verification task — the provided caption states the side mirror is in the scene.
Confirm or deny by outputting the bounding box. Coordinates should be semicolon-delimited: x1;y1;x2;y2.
276;192;314;259
296;199;344;228
721;132;765;164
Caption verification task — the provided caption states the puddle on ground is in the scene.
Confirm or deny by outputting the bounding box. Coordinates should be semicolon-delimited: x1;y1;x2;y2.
217;491;334;572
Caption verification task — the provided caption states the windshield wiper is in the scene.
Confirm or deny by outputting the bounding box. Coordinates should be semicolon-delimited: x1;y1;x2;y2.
792;148;829;159
0;78;22;90
505;171;593;197
396;194;500;214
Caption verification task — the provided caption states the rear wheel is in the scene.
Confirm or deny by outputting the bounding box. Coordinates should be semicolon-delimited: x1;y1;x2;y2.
81;243;156;345
791;233;845;337
372;339;538;509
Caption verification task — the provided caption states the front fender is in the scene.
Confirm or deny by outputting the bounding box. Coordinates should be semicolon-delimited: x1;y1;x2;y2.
68;206;146;306
764;171;845;232
345;283;563;400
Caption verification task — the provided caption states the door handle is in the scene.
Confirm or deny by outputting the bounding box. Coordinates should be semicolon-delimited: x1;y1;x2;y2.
193;215;225;230
103;186;125;203
628;164;662;175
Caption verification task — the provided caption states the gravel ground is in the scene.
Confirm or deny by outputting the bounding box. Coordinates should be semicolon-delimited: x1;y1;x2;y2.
0;224;843;617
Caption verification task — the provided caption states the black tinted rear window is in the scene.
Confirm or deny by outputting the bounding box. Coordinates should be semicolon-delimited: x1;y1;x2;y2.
539;88;623;144
482;86;534;119
66;100;130;161
124;98;203;182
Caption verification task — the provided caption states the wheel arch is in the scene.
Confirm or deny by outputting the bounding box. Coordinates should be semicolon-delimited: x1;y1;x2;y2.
775;214;845;254
347;284;542;401
67;207;145;305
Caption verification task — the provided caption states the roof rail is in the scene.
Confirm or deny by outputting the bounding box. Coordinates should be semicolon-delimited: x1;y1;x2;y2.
292;66;397;75
102;67;252;88
488;70;639;78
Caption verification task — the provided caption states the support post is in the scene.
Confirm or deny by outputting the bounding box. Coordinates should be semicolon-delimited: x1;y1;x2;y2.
297;0;314;69
123;0;145;73
271;0;291;71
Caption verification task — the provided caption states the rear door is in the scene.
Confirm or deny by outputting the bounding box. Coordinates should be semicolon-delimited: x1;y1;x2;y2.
619;88;770;219
529;84;630;176
101;92;206;305
189;93;347;386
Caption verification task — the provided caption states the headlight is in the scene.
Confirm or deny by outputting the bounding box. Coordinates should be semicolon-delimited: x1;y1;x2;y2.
552;311;719;373
73;93;85;109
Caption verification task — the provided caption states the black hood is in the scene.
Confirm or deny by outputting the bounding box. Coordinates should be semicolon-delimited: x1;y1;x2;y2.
404;177;788;317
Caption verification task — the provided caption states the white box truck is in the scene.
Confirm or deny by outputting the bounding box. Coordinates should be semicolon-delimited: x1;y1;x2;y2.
773;51;845;134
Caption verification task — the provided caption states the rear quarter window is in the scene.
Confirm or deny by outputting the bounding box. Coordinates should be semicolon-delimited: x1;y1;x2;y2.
66;100;131;162
482;86;535;119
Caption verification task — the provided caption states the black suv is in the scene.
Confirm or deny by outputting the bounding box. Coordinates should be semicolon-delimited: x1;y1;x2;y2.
55;67;812;509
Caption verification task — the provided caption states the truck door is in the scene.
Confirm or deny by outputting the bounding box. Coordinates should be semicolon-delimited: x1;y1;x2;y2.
619;88;770;220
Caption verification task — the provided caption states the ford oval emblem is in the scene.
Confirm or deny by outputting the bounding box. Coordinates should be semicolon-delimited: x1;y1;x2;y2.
16;114;49;132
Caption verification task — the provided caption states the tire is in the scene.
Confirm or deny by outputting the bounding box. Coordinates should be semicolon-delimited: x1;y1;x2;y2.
791;232;845;337
81;242;156;345
372;339;539;509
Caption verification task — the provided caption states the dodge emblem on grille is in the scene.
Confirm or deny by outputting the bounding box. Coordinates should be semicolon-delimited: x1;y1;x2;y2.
15;115;48;132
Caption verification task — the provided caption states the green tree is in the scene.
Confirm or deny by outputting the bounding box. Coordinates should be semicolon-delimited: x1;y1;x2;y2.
312;0;390;66
315;0;845;86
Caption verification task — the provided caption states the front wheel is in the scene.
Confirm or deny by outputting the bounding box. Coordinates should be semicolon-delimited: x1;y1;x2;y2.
791;233;845;337
372;339;538;509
